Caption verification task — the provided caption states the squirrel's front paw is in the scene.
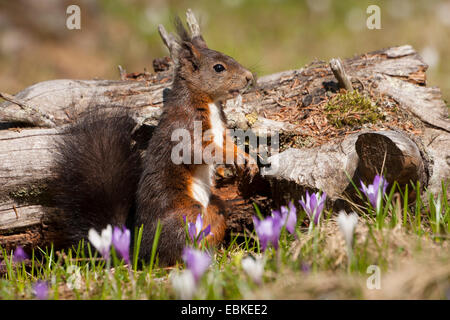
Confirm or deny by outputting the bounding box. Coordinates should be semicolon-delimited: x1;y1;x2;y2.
246;159;259;178
236;157;259;182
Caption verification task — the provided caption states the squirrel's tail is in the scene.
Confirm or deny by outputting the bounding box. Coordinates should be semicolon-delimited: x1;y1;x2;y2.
52;107;142;246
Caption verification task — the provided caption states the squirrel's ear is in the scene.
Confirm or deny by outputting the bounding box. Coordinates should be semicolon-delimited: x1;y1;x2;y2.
192;36;208;49
180;41;202;69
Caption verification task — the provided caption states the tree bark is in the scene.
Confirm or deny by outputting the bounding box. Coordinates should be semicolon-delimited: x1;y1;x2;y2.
0;44;448;252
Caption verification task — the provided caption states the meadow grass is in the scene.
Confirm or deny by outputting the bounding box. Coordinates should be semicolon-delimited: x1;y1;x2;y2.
0;179;448;300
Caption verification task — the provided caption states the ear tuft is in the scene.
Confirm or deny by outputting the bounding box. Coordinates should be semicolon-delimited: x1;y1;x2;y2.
179;41;202;69
174;15;191;43
192;36;208;49
169;11;207;69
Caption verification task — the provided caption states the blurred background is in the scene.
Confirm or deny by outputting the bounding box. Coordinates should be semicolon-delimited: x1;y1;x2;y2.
0;0;449;102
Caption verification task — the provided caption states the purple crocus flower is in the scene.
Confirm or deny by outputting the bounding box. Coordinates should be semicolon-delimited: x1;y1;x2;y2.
252;214;283;251
299;191;327;226
182;247;211;283
273;201;297;234
360;175;388;212
13;245;28;263
33;280;49;300
284;202;297;234
184;214;212;244
112;226;131;264
301;262;311;274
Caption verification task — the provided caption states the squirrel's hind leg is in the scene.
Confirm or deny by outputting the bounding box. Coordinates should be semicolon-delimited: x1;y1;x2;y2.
149;198;204;266
144;196;226;266
203;195;227;246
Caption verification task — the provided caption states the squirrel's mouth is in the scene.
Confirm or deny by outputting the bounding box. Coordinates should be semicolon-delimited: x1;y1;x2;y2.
227;79;254;99
228;89;241;97
228;84;251;97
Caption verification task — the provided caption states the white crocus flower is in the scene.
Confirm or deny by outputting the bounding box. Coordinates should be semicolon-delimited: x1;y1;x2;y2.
433;196;442;234
170;270;197;300
88;224;112;259
241;256;265;285
337;211;358;247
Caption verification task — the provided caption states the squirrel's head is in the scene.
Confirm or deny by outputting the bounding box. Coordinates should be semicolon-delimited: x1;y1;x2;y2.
173;17;254;102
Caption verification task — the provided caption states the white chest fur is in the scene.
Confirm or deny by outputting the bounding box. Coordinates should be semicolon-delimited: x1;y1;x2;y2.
207;102;225;148
191;164;214;208
190;103;225;209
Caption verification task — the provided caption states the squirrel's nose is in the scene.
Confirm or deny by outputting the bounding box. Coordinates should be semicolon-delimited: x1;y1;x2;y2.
244;70;254;86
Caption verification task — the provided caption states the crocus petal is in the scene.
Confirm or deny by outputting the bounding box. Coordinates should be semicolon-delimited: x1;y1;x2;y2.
33;280;49;300
186;214;209;243
309;193;318;219
359;181;370;201
374;174;388;191
299;194;310;217
195;214;203;234
299;198;306;212
285;202;297;234
270;216;283;249
112;226;131;263
88;225;112;259
171;270;196;300
258;219;274;251
241;256;265;285
368;185;378;209
378;175;388;206
102;225;112;243
288;201;297;216
434;196;442;219
280;206;289;223
300;191;326;226
337;210;358;247
382;178;388;195
198;224;211;242
188;222;197;242
271;211;283;229
259;238;269;251
253;217;271;251
13;246;28;263
304;190;313;217
302;191;314;220
314;192;326;225
359;180;368;194
252;216;260;229
253;214;284;251
360;175;388;212
272;210;281;223
88;229;102;249
182;247;211;282
373;175;381;189
301;262;311;273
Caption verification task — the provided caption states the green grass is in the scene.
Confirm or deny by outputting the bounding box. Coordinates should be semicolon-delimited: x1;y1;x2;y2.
0;179;448;300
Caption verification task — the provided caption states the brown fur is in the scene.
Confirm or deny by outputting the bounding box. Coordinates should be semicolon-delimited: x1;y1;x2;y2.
135;18;255;266
54;17;255;266
52;107;141;245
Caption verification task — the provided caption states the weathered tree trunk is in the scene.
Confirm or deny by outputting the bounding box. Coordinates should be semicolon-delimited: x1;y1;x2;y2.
0;10;448;253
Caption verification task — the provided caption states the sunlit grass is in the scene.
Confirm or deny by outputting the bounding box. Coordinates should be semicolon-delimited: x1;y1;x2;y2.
0;179;448;300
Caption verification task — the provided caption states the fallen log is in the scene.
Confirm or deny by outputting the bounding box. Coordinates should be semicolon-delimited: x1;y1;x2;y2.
0;10;448;252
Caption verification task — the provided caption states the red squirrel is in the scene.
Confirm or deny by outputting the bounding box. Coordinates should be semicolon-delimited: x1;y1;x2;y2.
53;16;257;266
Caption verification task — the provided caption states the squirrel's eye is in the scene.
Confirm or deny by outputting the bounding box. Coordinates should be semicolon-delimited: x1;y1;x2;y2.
213;64;225;73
